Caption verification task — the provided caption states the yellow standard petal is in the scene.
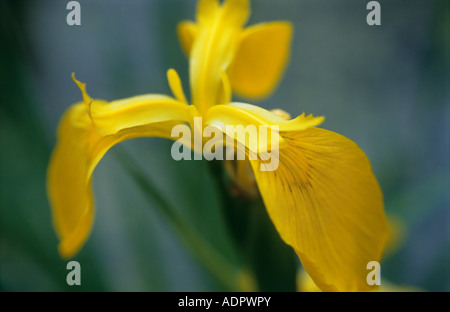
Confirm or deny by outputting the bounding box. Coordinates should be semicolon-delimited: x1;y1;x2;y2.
228;22;293;100
250;127;388;291
177;21;197;57
178;0;292;108
47;77;191;258
179;0;250;114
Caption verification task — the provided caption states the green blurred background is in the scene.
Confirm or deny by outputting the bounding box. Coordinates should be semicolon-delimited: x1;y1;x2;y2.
0;0;449;291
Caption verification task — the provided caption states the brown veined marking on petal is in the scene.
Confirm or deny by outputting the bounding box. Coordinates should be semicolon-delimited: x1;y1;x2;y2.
277;147;323;254
299;131;383;279
259;138;346;281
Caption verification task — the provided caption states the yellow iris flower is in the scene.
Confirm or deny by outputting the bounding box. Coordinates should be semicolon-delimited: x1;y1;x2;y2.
47;0;388;291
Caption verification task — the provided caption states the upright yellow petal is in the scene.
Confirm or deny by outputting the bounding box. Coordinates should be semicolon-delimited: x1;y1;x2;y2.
228;22;293;99
179;1;291;108
167;69;188;104
250;127;388;291
196;0;220;24
47;81;191;258
187;0;250;113
177;21;197;56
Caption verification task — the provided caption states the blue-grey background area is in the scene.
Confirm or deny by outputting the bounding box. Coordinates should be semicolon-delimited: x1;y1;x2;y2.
0;0;448;291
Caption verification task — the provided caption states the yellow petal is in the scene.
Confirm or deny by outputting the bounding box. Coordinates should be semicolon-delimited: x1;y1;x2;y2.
220;0;250;28
188;0;250;113
177;21;197;56
249;127;388;291
72;73;92;106
216;70;232;105
90;95;191;138
167;68;188;104
228;22;293;99
297;269;322;292
297;268;422;292
195;0;249;27
196;0;220;25
205;103;324;153
47;81;191;259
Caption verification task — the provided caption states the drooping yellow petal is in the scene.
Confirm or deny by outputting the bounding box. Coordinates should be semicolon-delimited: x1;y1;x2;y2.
89;95;191;138
296;269;322;292
228;22;293;99
249;127;388;291
47;80;192;259
297;268;421;292
205;104;387;292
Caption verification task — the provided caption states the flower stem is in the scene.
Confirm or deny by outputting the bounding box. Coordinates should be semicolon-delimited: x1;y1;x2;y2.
112;147;242;291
